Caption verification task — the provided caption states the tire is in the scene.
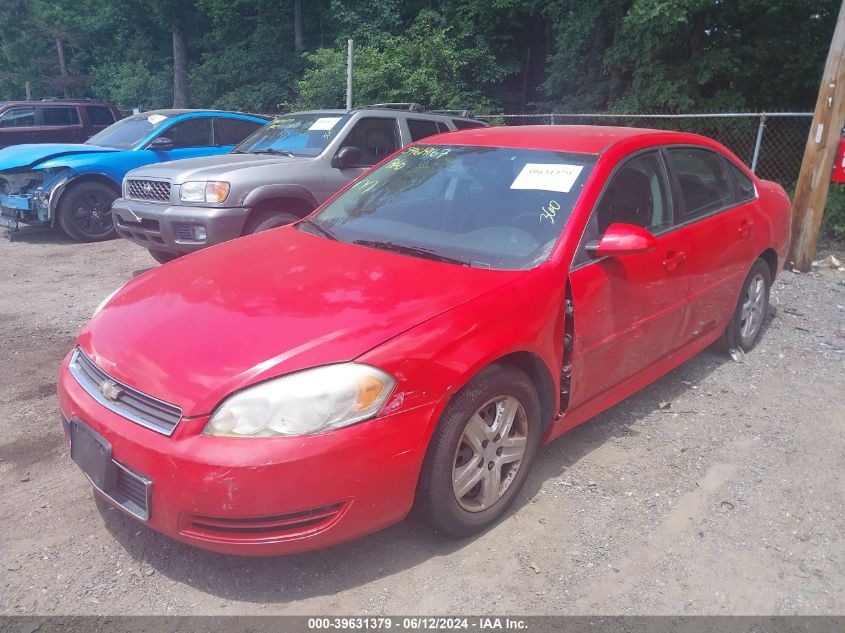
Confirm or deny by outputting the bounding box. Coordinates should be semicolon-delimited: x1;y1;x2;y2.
244;210;300;234
720;258;772;353
416;363;542;537
147;249;180;264
56;182;118;242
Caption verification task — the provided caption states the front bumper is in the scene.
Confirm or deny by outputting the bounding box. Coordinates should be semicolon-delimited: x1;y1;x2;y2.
0;193;47;228
112;198;250;255
57;352;433;556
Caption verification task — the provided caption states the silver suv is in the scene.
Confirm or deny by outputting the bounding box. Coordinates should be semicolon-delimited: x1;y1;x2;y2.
111;105;487;262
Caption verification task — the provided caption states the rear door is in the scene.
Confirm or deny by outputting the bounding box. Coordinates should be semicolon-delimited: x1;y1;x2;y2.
83;105;118;140
567;149;690;410
0;106;38;147
664;146;759;343
35;105;85;143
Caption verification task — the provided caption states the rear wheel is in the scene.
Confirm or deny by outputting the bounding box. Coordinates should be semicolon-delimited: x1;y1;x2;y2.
56;182;118;242
720;258;771;353
147;249;180;264
244;210;299;234
416;364;541;537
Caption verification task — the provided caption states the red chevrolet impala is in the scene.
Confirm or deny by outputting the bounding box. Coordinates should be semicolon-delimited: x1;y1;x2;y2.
57;126;791;555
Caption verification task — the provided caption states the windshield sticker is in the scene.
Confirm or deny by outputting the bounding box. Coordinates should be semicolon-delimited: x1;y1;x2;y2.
510;163;583;193
147;114;168;126
540;199;561;223
308;117;342;131
406;146;451;159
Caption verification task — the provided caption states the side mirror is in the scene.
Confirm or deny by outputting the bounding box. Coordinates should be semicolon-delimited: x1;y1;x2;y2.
332;145;362;168
148;136;174;151
586;223;657;258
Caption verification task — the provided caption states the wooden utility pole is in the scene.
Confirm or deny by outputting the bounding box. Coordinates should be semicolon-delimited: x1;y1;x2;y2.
789;1;845;271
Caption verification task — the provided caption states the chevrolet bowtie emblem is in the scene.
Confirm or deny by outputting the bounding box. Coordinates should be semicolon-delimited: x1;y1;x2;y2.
99;379;122;401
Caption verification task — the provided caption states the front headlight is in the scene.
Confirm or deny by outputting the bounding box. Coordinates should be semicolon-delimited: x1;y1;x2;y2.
203;363;396;437
180;181;230;203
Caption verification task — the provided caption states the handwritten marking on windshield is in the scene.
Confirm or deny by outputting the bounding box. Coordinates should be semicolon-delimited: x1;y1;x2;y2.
351;178;379;193
387;159;406;170
406;146;451;159
540;200;560;223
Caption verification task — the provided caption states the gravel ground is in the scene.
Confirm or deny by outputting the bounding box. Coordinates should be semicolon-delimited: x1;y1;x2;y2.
0;230;843;616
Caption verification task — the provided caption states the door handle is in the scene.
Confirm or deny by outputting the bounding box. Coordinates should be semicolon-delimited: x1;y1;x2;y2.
738;219;754;238
662;250;686;272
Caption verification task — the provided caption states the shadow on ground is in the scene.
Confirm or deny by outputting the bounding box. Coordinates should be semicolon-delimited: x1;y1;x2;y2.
97;347;729;604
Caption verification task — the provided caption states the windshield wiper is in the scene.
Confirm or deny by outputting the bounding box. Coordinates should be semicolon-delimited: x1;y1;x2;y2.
246;149;295;156
352;239;470;266
298;219;338;241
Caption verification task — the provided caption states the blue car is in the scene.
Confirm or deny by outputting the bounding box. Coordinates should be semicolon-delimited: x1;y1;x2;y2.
0;109;268;241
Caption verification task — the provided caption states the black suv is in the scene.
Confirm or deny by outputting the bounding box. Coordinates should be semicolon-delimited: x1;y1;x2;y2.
0;99;122;148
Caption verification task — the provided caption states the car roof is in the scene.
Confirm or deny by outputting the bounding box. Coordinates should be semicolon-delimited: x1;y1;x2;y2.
137;109;269;119
421;125;709;155
284;108;485;124
0;99;115;107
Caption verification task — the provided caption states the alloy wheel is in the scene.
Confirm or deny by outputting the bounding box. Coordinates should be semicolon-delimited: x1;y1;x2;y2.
740;272;766;341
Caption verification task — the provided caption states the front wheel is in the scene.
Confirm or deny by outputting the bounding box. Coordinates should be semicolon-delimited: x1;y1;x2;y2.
244;210;300;234
720;258;772;353
56;182;118;242
416;363;541;537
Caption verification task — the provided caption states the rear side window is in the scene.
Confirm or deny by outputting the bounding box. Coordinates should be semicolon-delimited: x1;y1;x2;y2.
86;106;115;126
41;106;80;126
666;148;733;219
164;118;213;148
407;118;440;142
452;119;484;130
436;121;450;133
0;107;36;127
217;117;264;145
727;161;756;202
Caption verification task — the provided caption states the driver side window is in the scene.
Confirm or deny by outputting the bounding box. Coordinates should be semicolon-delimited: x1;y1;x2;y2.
163;118;213;148
573;151;674;268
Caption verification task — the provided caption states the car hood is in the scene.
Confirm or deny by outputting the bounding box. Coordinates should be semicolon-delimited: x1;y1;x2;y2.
127;152;310;183
0;143;118;171
78;227;519;416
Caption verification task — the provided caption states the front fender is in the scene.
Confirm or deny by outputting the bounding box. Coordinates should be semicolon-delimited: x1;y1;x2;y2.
240;183;319;209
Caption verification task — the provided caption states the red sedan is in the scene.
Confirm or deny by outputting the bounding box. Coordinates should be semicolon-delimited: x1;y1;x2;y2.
57;126;791;555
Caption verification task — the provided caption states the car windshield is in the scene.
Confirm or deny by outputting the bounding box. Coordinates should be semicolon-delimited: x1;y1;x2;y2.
234;113;350;157
305;145;596;270
85;113;170;149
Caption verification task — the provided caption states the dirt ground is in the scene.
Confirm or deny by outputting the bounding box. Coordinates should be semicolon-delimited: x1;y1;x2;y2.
0;229;843;616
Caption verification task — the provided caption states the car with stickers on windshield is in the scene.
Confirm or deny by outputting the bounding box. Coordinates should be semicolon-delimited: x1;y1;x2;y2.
58;125;790;555
0;109;267;241
110;104;487;263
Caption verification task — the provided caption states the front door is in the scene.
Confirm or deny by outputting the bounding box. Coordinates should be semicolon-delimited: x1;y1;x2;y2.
322;116;402;202
567;150;689;410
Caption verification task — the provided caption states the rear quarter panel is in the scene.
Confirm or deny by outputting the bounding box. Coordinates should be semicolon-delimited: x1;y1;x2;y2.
755;179;792;270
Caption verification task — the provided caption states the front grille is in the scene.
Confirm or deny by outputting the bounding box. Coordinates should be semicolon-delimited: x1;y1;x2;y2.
126;179;170;202
182;502;346;542
69;348;182;436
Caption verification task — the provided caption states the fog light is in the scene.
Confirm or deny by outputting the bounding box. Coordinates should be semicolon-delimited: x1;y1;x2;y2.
193;225;207;241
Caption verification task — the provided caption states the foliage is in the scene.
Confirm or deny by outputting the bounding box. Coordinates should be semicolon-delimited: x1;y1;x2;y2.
823;184;845;239
0;0;838;115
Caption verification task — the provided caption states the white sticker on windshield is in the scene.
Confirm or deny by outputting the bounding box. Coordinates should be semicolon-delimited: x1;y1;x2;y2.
147;114;168;126
308;117;342;131
510;163;583;193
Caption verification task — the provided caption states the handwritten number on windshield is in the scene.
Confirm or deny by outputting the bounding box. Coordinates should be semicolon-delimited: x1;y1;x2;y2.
540;200;560;223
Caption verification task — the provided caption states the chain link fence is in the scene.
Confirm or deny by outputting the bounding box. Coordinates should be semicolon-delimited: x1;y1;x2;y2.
475;112;812;188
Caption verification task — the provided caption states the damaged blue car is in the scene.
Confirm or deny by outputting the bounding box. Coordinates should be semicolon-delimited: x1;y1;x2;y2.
0;109;267;241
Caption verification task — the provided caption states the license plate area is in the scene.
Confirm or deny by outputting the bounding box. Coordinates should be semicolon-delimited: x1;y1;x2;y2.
70;418;116;490
67;416;152;521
